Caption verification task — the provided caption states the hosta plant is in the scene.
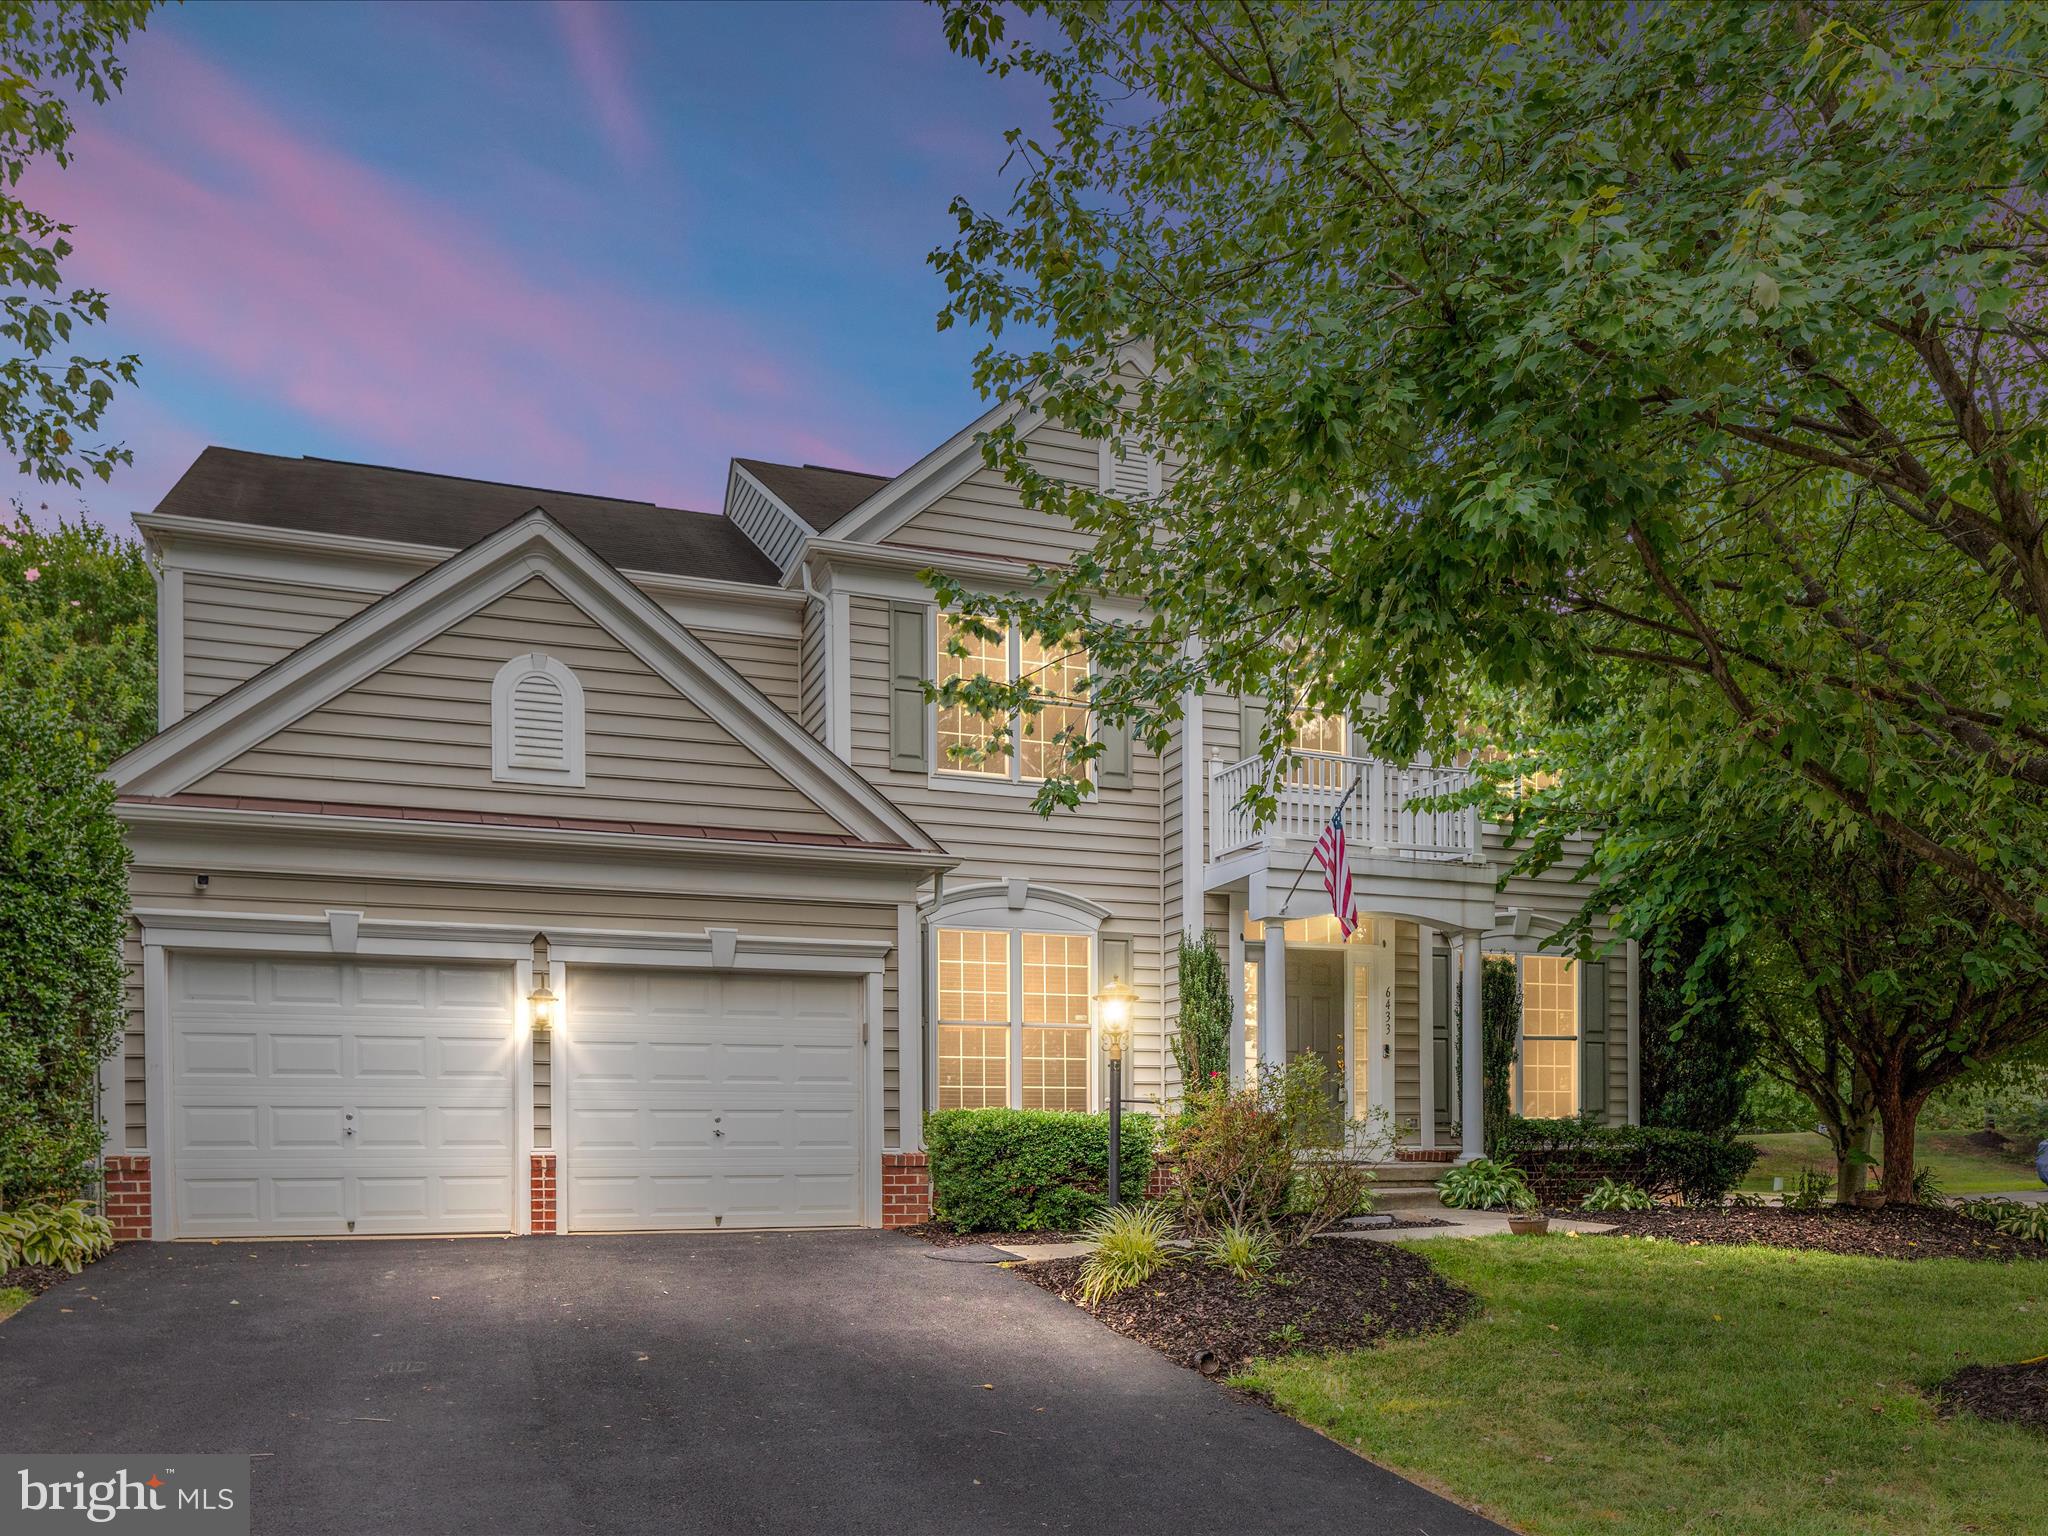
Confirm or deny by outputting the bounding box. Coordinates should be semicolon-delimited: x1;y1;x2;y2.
1437;1157;1533;1212
1077;1204;1176;1305
1581;1178;1655;1212
0;1199;114;1274
1960;1199;2048;1245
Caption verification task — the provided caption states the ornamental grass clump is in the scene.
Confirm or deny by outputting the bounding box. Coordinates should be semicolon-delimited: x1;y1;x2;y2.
1200;1220;1275;1283
1077;1203;1177;1304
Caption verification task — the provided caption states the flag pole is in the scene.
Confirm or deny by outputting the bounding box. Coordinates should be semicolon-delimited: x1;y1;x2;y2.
1274;771;1362;917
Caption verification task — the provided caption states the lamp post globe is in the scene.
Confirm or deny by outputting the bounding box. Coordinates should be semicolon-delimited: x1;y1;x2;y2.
1096;977;1138;1208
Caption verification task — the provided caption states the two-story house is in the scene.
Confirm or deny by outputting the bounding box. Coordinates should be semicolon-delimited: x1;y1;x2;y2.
100;398;1640;1240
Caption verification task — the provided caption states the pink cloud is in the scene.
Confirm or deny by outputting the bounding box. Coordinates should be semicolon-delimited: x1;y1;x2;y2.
19;34;903;513
549;1;652;172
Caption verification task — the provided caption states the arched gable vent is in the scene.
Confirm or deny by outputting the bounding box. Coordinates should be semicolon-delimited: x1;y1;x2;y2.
491;652;586;787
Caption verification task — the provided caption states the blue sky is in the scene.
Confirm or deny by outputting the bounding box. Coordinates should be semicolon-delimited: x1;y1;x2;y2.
22;1;1044;528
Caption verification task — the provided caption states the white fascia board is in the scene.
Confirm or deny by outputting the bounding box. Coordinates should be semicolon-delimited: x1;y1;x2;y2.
131;906;893;973
793;540;1150;624
112;510;942;853
825;395;1042;547
139;511;806;634
119;797;953;877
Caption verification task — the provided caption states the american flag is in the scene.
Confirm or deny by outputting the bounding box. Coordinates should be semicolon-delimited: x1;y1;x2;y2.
1313;794;1358;939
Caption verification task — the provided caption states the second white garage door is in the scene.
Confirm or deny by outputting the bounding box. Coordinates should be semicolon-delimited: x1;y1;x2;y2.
561;968;863;1230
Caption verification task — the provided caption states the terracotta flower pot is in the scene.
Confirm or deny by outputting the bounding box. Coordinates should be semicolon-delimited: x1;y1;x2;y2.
1507;1215;1550;1235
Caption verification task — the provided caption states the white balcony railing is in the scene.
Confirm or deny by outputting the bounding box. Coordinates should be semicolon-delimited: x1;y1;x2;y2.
1208;749;1480;862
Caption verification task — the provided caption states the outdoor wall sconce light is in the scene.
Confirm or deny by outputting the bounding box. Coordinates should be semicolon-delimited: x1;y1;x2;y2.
528;979;557;1034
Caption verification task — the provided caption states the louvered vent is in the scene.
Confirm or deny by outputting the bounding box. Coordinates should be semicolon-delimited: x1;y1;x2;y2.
509;673;567;768
492;652;585;786
1107;446;1157;501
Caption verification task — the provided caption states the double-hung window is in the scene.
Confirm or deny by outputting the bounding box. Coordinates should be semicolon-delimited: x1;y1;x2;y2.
935;614;1090;783
936;926;1094;1110
1490;952;1579;1118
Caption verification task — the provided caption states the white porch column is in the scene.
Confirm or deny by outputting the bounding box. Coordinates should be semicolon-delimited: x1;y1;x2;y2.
1625;937;1641;1127
1417;924;1437;1150
1226;892;1248;1086
897;900;924;1151
1459;935;1485;1161
1260;919;1288;1073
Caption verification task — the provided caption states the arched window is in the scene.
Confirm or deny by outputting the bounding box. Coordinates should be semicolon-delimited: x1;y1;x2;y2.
923;881;1122;1113
491;652;586;787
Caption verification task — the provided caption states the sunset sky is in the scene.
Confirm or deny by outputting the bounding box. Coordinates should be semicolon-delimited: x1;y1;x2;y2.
21;1;1042;529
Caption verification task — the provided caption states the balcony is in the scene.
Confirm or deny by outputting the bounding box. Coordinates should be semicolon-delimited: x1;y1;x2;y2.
1208;750;1480;862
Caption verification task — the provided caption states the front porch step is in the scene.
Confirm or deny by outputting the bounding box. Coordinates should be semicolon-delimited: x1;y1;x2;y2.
1363;1159;1450;1213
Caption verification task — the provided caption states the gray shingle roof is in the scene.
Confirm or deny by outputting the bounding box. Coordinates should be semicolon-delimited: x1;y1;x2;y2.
733;458;890;532
151;448;782;585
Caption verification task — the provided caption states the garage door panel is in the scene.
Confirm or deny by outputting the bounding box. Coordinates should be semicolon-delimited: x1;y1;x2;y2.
180;1031;259;1078
169;957;517;1238
563;968;862;1230
271;1035;344;1077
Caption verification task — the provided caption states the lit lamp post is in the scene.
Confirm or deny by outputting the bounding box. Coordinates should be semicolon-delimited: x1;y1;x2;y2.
1096;977;1137;1207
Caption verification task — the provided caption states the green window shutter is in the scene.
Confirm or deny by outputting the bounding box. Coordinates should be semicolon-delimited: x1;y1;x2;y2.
887;602;928;773
1238;694;1268;760
1096;716;1132;790
1431;948;1453;1120
1579;958;1609;1122
1098;934;1133;989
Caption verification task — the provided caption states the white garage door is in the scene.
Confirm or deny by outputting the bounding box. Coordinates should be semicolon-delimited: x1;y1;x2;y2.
169;955;518;1238
562;968;863;1230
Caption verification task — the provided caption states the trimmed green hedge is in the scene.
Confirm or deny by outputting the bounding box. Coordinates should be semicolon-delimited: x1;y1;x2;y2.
1494;1117;1757;1205
925;1108;1156;1233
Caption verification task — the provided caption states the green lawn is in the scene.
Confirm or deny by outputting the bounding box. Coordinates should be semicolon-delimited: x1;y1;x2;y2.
0;1286;30;1323
1246;1237;2048;1536
1741;1130;2040;1196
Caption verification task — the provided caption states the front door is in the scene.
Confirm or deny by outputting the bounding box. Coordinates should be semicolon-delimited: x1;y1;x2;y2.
1284;949;1346;1123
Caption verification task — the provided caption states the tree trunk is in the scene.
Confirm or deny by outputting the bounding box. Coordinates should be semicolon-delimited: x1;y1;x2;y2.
1877;1081;1928;1204
1827;1113;1875;1204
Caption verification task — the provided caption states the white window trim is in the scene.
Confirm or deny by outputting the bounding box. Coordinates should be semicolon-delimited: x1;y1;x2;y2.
931;617;1093;790
925;882;1108;1113
1485;947;1580;1119
491;651;587;787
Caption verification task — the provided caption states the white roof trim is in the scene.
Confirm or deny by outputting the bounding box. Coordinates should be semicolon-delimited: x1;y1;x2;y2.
825;394;1042;547
134;510;806;610
111;508;942;853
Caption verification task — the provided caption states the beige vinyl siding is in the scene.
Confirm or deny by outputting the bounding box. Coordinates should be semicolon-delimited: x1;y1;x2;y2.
798;597;828;743
846;595;1173;1107
882;422;1101;565
122;868;903;1151
189;578;848;836
690;625;800;717
183;573;375;711
1389;922;1421;1130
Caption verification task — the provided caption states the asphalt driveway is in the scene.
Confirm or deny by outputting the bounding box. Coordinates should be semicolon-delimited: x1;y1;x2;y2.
2;1231;1504;1535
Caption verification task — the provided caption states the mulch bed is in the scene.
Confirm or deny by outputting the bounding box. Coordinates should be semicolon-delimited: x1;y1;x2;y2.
0;1263;71;1298
902;1222;1086;1249
1933;1357;2048;1435
1574;1203;2048;1262
1016;1237;1476;1375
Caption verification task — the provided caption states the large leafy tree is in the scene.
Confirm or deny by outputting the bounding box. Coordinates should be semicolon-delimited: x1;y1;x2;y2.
0;510;152;1205
0;0;153;486
930;0;2048;956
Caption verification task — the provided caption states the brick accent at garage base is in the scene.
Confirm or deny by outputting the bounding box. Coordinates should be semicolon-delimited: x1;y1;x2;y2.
103;1155;151;1241
530;1153;557;1234
881;1151;930;1228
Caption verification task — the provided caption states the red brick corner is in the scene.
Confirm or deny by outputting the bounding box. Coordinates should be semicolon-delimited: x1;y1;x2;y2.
529;1152;558;1234
881;1150;930;1228
103;1154;152;1241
